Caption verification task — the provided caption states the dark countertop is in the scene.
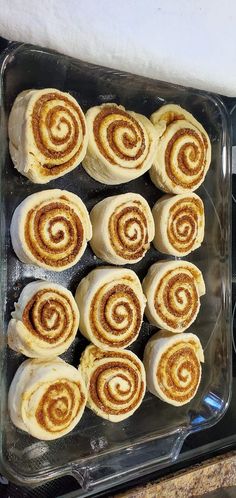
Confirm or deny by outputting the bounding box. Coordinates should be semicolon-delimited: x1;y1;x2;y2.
115;451;236;498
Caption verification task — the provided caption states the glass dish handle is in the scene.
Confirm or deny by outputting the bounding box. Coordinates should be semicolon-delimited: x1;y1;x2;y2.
70;428;187;491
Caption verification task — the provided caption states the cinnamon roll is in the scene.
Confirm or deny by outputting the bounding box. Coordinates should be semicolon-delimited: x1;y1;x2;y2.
8;357;87;440
150;104;211;193
90;193;155;264
8;89;88;184
152;193;205;256
144;330;204;406
80;345;146;421
8;281;79;358
142;260;205;332
83;103;158;184
10;189;92;271
75;267;146;349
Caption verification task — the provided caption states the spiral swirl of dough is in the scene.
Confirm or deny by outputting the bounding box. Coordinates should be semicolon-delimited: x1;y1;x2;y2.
144;331;204;406
75;267;146;349
152;193;205;256
8;89;88;183
93;105;149;167
150;104;211;193
8;358;87;440
80;345;146;421
83;104;157;184
109;202;149;260
142;260;205;333
90;193;154;265
7;281;79;358
10;189;92;271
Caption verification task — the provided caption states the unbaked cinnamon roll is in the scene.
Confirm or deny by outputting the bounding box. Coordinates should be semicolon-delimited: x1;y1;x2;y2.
8;281;79;358
144;330;204;406
150;104;211;193
80;345;146;421
152;192;205;256
8;89;88;183
90;193;155;264
75;267;146;349
8;357;87;440
142;260;205;332
83;103;158;184
10;189;92;271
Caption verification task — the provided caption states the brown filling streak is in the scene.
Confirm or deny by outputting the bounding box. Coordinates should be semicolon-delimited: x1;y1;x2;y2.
154;270;199;329
32;92;86;175
90;284;141;347
22;289;75;343
25;201;84;267
93;105;149;169
109;203;148;260
157;343;200;402
35;381;85;432
89;354;144;414
165;128;207;188
167;198;203;252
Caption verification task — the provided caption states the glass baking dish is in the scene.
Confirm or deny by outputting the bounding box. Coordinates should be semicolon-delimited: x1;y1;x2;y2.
0;42;232;494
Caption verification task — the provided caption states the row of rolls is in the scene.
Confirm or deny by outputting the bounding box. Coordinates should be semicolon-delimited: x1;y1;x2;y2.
8;89;211;193
9;335;203;440
8;262;205;439
10;188;205;271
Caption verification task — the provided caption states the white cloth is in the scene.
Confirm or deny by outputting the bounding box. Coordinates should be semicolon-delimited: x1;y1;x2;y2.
0;0;236;96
